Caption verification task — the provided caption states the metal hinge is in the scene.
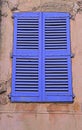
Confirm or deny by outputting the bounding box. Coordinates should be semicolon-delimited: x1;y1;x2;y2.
10;52;13;58
71;53;75;58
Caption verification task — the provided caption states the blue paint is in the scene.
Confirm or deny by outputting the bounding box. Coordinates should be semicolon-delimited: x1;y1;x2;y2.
11;12;73;102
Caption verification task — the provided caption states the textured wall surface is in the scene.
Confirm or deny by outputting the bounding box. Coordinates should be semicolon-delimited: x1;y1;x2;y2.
0;1;1;52
0;0;82;130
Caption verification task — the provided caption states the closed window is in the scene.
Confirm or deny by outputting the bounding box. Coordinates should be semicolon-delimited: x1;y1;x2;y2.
11;12;73;102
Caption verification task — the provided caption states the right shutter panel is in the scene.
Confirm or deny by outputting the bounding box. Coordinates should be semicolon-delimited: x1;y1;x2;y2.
43;13;73;102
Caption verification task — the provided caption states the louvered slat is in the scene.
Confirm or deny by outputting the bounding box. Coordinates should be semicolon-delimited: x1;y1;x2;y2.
45;58;68;92
15;58;38;92
45;18;67;50
17;18;39;49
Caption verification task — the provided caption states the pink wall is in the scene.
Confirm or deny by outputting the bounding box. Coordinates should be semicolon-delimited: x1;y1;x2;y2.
0;0;82;129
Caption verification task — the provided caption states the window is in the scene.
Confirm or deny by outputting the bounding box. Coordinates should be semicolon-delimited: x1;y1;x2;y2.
11;12;73;102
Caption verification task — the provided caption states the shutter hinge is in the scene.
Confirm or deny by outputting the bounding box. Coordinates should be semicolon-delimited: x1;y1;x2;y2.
69;14;72;19
73;93;75;99
10;52;13;58
71;53;75;58
8;94;11;99
11;15;14;19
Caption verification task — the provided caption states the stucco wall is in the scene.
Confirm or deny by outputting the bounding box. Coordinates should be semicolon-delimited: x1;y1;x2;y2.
0;0;82;130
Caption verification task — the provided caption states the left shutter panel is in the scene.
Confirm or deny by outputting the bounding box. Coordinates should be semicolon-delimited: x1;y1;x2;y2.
11;13;41;102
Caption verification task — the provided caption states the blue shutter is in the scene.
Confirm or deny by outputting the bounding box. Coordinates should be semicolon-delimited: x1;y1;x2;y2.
43;12;73;102
11;12;42;102
11;12;73;102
